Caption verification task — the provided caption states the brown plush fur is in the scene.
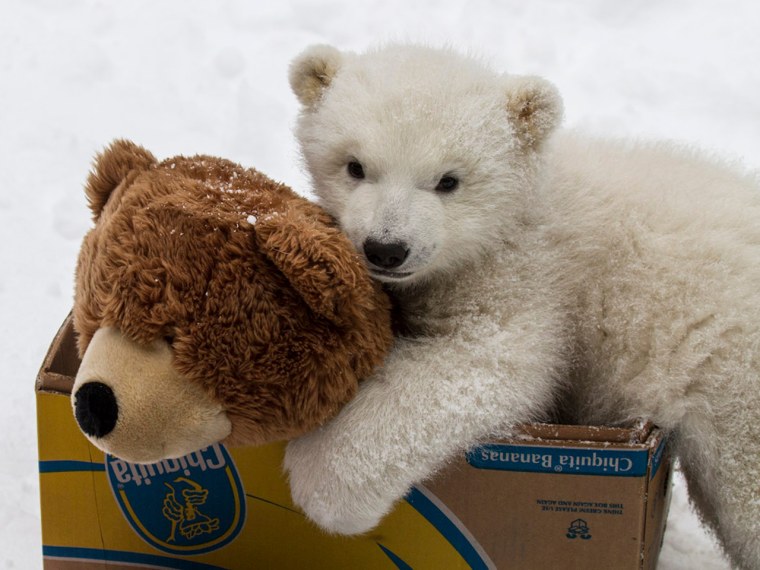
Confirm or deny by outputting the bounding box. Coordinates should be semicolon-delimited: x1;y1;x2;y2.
74;139;393;446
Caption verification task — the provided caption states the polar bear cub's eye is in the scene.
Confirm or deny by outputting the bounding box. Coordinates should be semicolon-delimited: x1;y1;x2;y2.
436;175;459;192
347;161;365;179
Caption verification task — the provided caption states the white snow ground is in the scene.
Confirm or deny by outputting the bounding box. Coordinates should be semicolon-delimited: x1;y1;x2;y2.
2;1;758;568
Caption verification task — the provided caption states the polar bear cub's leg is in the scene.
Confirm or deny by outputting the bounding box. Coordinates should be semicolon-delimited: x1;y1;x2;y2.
674;352;760;570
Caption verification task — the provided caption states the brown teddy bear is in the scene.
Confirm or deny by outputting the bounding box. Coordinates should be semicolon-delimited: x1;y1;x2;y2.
70;139;393;464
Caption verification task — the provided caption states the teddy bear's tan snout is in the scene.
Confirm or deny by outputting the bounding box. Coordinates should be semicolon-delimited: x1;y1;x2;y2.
71;327;232;464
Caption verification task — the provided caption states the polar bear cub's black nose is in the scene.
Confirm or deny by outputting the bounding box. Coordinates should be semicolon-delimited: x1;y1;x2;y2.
363;239;409;269
74;381;119;438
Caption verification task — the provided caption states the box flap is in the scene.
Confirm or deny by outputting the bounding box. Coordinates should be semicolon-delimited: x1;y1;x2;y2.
36;312;79;395
516;421;654;444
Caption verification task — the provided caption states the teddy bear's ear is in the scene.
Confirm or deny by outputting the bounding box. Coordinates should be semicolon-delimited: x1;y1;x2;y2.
255;203;376;327
85;139;157;221
289;44;344;108
503;75;563;148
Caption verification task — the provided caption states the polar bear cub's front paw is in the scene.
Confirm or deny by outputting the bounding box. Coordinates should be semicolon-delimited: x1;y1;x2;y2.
284;432;394;535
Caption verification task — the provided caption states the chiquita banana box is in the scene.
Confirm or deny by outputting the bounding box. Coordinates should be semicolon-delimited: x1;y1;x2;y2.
37;315;672;569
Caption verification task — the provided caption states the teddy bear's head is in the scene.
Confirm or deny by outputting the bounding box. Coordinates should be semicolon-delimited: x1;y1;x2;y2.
71;140;392;464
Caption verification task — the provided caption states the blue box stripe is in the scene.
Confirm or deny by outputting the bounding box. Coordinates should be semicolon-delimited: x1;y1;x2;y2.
405;487;491;570
467;444;649;477
377;543;414;570
650;437;669;479
43;545;225;569
39;460;105;473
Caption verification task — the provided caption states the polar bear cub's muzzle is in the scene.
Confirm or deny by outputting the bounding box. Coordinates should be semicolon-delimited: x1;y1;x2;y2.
71;327;231;464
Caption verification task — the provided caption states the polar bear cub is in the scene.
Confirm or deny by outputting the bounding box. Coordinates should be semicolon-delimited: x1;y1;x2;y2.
285;44;760;569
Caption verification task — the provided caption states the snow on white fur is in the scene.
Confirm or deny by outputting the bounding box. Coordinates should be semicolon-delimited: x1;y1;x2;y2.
285;44;760;569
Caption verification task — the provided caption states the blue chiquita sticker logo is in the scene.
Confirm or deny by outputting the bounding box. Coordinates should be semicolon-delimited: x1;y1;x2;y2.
106;443;246;555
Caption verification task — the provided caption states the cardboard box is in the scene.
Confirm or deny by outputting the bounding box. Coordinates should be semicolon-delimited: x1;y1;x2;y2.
37;314;672;569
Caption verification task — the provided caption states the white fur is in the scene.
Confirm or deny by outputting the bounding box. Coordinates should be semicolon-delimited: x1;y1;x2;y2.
286;44;760;569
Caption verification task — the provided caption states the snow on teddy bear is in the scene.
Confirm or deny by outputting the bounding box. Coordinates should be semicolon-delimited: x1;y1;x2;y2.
284;44;760;569
70;139;392;464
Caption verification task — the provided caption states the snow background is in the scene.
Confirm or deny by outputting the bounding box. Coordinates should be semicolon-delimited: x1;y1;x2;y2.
2;0;758;568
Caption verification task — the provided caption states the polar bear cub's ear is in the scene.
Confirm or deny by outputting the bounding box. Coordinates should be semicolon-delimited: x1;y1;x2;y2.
85;139;157;221
504;75;564;148
289;45;344;108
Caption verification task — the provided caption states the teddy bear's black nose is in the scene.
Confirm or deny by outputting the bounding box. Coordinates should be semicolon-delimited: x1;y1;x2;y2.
74;382;119;438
